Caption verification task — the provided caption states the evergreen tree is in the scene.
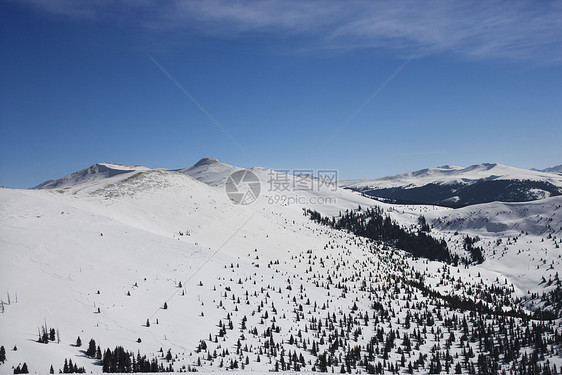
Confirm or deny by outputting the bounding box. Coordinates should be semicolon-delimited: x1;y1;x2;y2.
76;336;82;347
0;345;6;363
455;362;462;374
86;339;96;357
305;207;456;263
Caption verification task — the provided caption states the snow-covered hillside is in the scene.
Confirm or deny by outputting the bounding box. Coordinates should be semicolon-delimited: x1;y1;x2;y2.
429;197;562;236
34;163;150;190
1;159;561;374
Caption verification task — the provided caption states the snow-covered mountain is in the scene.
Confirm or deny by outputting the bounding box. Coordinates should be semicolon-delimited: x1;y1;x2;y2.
1;159;561;374
34;163;150;190
176;157;241;187
341;163;562;207
34;158;244;191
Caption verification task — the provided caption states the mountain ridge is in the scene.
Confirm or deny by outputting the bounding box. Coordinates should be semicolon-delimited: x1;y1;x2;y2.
341;162;562;207
534;164;562;174
33;163;151;190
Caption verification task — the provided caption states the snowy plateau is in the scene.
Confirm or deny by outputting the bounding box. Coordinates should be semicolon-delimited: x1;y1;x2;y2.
0;158;561;374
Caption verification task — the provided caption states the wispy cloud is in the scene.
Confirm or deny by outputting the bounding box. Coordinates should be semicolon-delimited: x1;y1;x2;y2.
14;0;562;63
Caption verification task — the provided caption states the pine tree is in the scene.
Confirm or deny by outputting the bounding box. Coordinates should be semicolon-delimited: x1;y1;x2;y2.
86;339;96;357
102;349;111;372
163;302;168;309
146;318;150;327
455;362;462;374
49;365;54;374
0;346;5;363
76;336;82;347
21;363;28;374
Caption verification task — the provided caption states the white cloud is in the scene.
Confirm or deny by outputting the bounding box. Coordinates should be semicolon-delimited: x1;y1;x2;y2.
14;0;562;63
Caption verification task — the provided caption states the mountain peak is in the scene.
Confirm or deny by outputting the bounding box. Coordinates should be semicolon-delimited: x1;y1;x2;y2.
179;158;240;187
193;157;221;167
437;165;462;170
480;162;498;169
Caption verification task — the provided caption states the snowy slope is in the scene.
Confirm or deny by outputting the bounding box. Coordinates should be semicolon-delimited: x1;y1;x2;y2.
428;196;562;236
1;160;561;374
0;165;380;373
381;197;562;295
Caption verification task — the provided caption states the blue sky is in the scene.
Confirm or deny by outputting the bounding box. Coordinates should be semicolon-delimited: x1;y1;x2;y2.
1;0;561;188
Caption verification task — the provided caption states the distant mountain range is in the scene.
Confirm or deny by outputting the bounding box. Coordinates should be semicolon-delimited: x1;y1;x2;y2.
34;160;562;209
533;164;562;173
34;158;562;208
341;163;562;208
